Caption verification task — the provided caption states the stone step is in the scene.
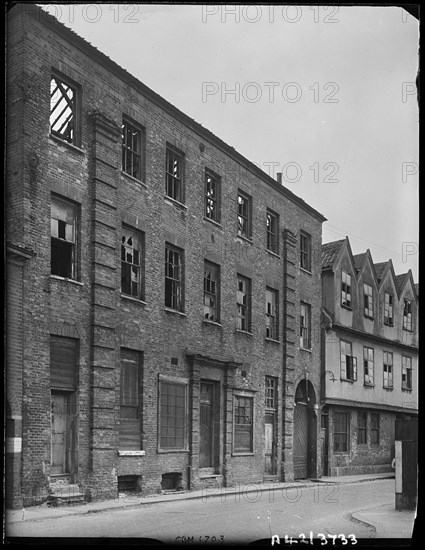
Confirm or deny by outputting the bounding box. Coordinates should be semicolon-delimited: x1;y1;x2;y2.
48;484;85;506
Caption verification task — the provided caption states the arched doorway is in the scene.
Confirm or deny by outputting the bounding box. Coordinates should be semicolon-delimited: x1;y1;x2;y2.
293;379;317;479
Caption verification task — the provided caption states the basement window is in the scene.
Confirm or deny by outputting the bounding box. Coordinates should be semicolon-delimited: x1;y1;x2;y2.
51;195;78;279
50;75;79;145
117;475;139;493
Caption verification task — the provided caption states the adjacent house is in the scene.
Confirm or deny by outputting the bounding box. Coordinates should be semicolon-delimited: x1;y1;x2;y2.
320;238;418;476
6;4;326;508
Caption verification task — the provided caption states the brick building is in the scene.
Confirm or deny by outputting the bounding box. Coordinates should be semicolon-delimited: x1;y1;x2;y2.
320;237;418;476
6;4;326;508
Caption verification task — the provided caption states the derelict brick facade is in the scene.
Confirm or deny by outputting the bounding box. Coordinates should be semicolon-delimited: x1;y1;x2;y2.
6;4;326;507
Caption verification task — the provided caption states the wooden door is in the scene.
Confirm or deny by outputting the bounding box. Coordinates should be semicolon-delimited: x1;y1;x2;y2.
264;412;275;474
51;391;70;475
200;382;214;469
293;402;308;479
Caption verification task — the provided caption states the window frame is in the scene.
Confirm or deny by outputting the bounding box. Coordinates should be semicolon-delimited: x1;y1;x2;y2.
122;118;144;181
266;209;279;254
204;169;221;223
402;356;412;390
333;412;349;453
363;346;374;386
204;260;220;322
121;226;144;300
165;146;185;203
357;411;367;445
158;379;188;451
383;351;393;388
300;302;311;350
403;299;413;331
119;349;142;450
340;340;357;381
237;190;252;239
236;274;252;333
265;376;278;410
233;394;254;454
50;72;80;146
370;413;380;446
384;292;394;326
50;194;78;280
341;270;352;308
363;283;374;318
265;288;278;340
165;244;184;312
300;231;312;272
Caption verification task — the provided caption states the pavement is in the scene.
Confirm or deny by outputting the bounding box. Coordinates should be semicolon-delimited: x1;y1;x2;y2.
5;472;416;539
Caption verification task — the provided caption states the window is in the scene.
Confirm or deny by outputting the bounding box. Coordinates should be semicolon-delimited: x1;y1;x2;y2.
265;377;277;409
237;191;252;239
340;340;357;381
384;293;394;325
120;350;142;450
357;411;367;445
300;302;311;349
341;271;352;308
333;412;349;452
265;288;278;340
166;147;184;203
204;261;220;322
402;356;412;390
205;170;220;223
121;228;144;299
122;119;143;180
300;231;312;272
371;413;380;445
51;195;78;279
363;283;374;318
363;347;374;385
266;210;278;253
383;351;393;388
159;381;187;450
165;245;184;312
234;395;254;453
50;74;78;145
236;275;251;332
403;300;413;331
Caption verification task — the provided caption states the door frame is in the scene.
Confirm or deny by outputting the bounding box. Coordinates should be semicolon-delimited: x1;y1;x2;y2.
50;389;77;482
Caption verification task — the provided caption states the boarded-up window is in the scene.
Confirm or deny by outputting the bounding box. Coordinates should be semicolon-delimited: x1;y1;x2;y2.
50;336;78;389
120;350;142;450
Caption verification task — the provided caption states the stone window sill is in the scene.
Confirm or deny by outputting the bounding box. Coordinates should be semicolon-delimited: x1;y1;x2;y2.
49;133;85;154
118;450;145;456
50;275;83;286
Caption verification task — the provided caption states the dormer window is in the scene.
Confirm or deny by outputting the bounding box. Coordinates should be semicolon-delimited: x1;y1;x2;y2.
403;300;413;331
384;293;394;326
341;270;352;308
363;283;374;318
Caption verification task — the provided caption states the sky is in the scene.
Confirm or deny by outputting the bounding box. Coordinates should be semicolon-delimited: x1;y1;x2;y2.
39;3;419;282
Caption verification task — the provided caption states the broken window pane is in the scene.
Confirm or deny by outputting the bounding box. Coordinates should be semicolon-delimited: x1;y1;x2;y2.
122;120;143;180
236;275;250;331
205;170;220;222
237;192;251;238
266;288;277;339
166;148;183;202
121;229;143;299
204;261;219;321
50;76;76;144
51;196;77;279
165;245;183;311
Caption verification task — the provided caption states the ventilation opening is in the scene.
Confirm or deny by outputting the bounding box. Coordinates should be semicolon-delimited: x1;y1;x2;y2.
118;475;138;493
161;472;183;491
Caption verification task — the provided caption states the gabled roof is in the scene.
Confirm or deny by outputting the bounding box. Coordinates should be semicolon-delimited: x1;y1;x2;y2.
395;273;408;294
373;262;388;281
353;253;367;272
322;239;346;269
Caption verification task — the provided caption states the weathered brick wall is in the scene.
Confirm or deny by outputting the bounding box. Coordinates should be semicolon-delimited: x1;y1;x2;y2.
7;4;324;506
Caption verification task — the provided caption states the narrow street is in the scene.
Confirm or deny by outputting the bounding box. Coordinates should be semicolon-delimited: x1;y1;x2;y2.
6;479;412;544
